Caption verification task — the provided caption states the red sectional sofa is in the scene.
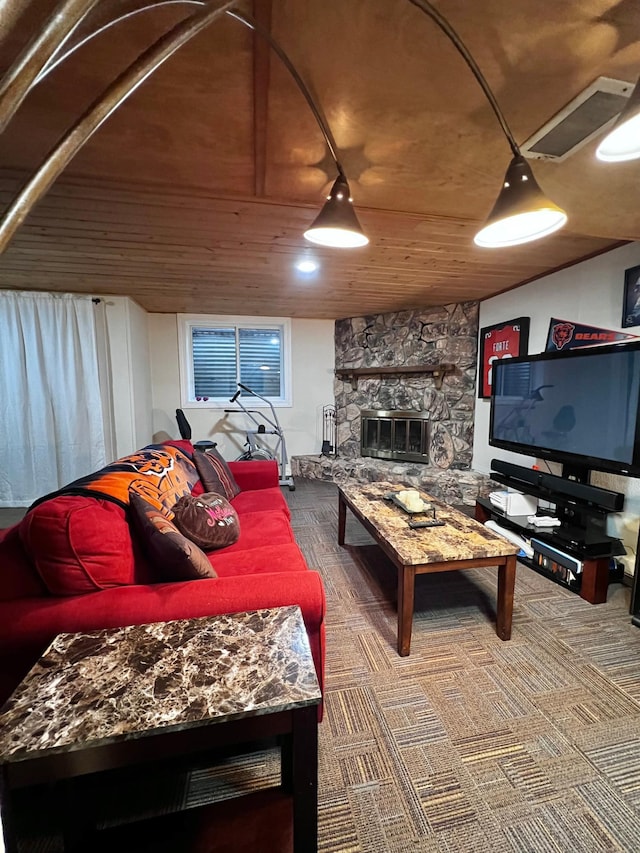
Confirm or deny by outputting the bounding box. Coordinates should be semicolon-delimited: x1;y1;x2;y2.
0;441;326;708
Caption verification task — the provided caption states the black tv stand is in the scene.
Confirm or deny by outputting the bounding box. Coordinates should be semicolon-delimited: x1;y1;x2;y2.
476;496;623;604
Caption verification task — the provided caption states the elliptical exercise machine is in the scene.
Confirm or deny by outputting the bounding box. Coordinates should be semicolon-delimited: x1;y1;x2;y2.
225;383;295;491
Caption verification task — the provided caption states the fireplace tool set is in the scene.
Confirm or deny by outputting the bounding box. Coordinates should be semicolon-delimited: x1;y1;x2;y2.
321;405;337;456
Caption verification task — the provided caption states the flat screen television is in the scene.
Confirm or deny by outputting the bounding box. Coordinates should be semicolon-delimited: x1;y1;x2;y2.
489;341;640;480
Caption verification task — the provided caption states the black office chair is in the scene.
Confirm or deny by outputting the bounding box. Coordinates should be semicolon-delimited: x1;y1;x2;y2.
175;408;217;452
541;404;576;446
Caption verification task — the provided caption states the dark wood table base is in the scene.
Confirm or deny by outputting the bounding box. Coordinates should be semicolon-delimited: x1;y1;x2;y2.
339;484;518;656
0;610;321;853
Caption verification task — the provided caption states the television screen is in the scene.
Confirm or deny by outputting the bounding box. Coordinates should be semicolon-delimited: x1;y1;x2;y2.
489;342;640;476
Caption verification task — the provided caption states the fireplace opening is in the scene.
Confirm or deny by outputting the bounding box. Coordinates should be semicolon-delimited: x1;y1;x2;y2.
361;410;429;463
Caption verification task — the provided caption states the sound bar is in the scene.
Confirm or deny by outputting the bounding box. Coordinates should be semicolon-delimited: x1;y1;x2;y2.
490;459;624;512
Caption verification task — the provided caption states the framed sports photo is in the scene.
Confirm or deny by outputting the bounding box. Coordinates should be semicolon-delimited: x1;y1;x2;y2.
622;264;640;328
478;317;530;399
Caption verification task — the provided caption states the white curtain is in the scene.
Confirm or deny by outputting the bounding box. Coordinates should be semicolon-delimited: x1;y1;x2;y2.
93;298;116;463
0;291;108;506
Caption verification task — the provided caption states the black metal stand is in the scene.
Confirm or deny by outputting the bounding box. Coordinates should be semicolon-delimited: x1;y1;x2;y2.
630;526;640;627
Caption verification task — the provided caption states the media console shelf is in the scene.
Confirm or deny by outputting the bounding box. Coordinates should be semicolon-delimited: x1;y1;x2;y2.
475;496;622;605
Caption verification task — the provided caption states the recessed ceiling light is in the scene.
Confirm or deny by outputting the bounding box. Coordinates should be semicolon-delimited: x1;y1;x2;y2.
296;258;319;273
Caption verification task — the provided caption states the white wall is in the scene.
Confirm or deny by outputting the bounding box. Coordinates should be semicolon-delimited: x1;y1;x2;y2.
473;242;640;476
472;241;640;558
127;299;153;450
148;314;335;465
104;296;153;457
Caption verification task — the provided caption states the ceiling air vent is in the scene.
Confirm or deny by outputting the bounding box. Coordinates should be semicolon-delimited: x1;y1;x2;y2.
521;77;634;162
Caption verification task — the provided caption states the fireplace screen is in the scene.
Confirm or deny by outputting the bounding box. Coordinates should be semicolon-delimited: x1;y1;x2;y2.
361;410;429;463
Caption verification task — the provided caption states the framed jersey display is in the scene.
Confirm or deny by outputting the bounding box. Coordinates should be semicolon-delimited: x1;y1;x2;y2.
478;317;530;399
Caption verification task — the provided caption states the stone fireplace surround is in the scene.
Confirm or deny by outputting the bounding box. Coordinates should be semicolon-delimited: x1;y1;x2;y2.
292;302;492;505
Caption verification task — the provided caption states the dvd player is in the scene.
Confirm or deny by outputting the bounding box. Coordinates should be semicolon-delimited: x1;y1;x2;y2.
533;525;622;558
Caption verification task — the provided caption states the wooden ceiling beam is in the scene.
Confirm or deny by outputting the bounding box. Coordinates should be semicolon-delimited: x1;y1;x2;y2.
252;0;272;198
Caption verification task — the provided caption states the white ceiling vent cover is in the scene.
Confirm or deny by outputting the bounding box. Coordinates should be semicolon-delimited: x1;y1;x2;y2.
521;77;634;162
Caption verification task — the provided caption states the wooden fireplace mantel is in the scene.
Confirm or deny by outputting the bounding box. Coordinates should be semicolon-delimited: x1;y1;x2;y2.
334;364;456;390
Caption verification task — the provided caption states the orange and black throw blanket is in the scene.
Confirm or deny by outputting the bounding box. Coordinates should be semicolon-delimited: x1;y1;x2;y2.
30;445;199;513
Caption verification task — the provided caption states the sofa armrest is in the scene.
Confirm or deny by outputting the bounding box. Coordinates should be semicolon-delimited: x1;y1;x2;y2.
228;459;279;490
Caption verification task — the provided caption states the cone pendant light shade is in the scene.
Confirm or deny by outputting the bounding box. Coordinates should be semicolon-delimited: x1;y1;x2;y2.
596;77;640;162
474;156;568;248
304;175;369;248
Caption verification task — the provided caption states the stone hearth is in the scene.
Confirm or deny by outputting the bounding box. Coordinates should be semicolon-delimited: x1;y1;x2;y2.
291;455;492;506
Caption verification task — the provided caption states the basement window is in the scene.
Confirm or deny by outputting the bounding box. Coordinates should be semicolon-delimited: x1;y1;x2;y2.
493;361;531;399
178;315;292;407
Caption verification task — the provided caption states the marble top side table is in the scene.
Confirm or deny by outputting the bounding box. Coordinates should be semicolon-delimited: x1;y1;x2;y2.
0;606;321;853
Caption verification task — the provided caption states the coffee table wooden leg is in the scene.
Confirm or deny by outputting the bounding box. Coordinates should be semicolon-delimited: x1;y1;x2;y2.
496;554;516;640
338;492;346;546
397;565;416;656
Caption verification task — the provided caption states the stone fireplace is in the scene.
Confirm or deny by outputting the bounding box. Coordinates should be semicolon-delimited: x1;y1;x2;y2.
361;410;429;464
334;303;479;469
291;301;493;505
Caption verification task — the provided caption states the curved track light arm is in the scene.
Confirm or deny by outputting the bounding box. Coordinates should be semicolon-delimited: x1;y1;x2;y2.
0;0;239;253
0;0;101;134
19;1;344;175
0;0;347;253
407;0;520;157
34;1;198;87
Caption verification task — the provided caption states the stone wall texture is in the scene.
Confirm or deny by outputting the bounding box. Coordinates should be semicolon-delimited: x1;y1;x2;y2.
335;302;479;468
291;301;493;505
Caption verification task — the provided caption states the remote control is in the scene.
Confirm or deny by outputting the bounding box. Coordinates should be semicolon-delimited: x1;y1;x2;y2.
527;515;561;527
408;519;445;529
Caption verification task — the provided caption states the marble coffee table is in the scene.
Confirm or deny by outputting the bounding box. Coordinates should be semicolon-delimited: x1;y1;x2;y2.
338;482;519;655
0;606;321;853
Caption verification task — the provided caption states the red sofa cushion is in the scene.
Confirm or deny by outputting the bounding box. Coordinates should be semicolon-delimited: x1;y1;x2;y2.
214;510;294;554
18;497;136;595
213;543;309;576
161;439;196;456
228;459;279;490
232;488;290;518
191;480;205;497
0;571;326;707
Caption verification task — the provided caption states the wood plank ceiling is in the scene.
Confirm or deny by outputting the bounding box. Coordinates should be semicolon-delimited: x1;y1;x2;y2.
0;0;638;319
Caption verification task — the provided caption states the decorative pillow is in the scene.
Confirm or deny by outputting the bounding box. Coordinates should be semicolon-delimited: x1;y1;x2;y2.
172;493;240;551
193;448;241;500
128;492;217;582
